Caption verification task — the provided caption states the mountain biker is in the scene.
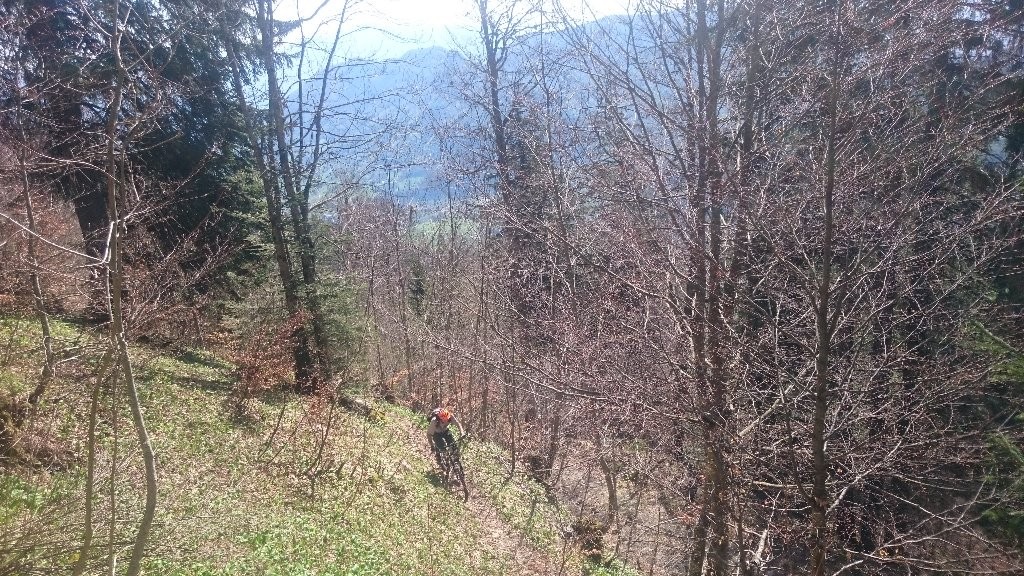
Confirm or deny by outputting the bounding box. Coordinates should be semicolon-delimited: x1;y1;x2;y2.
427;407;465;468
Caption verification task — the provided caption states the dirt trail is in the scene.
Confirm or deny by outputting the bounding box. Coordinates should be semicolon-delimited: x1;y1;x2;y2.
463;475;571;575
403;422;573;576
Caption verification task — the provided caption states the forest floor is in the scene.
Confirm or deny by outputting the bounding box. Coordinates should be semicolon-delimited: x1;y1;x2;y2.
0;312;633;575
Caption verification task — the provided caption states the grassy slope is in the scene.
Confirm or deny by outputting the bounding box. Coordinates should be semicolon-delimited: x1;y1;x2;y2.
0;314;607;575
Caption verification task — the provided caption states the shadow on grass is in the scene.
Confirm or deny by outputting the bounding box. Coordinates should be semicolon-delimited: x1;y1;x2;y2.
424;470;444;489
136;365;234;395
259;389;295;408
51;314;96;330
175;349;232;371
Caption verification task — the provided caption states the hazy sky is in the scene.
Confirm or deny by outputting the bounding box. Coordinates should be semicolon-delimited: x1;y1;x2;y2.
290;0;632;58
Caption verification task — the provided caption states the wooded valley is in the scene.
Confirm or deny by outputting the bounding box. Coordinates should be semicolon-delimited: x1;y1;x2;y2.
2;0;1024;574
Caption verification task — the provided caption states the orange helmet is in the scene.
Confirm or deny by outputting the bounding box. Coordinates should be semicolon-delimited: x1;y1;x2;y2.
432;407;452;423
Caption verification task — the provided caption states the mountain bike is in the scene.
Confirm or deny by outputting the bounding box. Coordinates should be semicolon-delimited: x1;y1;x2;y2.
436;434;470;502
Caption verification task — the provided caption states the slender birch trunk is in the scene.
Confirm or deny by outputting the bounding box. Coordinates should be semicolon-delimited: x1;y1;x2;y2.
104;4;157;573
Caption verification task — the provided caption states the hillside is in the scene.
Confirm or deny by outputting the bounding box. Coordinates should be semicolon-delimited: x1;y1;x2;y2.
3;0;1022;572
0;313;628;575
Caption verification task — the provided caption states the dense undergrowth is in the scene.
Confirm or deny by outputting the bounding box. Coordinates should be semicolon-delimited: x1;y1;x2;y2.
0;313;629;575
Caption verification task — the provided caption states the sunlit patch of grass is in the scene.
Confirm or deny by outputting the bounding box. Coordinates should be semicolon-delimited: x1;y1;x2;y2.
0;371;29;400
136;398;514;575
0;475;45;524
583;556;643;576
0;313;96;355
1;316;41;399
1;312;583;575
0;468;86;573
1;312;100;404
0;315;33;352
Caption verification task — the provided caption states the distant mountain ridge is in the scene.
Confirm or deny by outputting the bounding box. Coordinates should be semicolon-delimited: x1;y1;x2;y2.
301;15;636;205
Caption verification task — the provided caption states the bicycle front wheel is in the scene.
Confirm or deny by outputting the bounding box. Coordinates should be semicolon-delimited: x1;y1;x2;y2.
451;458;469;502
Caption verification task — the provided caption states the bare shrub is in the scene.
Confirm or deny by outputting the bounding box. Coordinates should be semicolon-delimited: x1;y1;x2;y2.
228;306;309;419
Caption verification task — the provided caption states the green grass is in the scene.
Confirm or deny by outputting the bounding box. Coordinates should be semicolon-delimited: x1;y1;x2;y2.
129;395;528;575
0;313;579;575
0;371;29;400
0;313;97;398
0;475;45;524
582;557;642;576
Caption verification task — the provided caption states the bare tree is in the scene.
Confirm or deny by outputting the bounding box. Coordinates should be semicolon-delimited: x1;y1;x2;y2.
559;1;745;572
222;5;321;392
557;0;1023;573
0;5;62;414
222;0;394;394
735;1;1023;572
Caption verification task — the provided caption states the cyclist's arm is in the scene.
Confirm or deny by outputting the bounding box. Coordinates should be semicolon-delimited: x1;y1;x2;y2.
426;419;437;451
451;415;466;438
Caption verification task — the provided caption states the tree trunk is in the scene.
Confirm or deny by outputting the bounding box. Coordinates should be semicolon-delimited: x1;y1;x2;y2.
687;493;711;576
258;0;332;387
692;1;731;573
16;121;55;406
598;445;619;528
104;12;157;573
71;352;112;576
223;18;318;392
810;8;843;573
